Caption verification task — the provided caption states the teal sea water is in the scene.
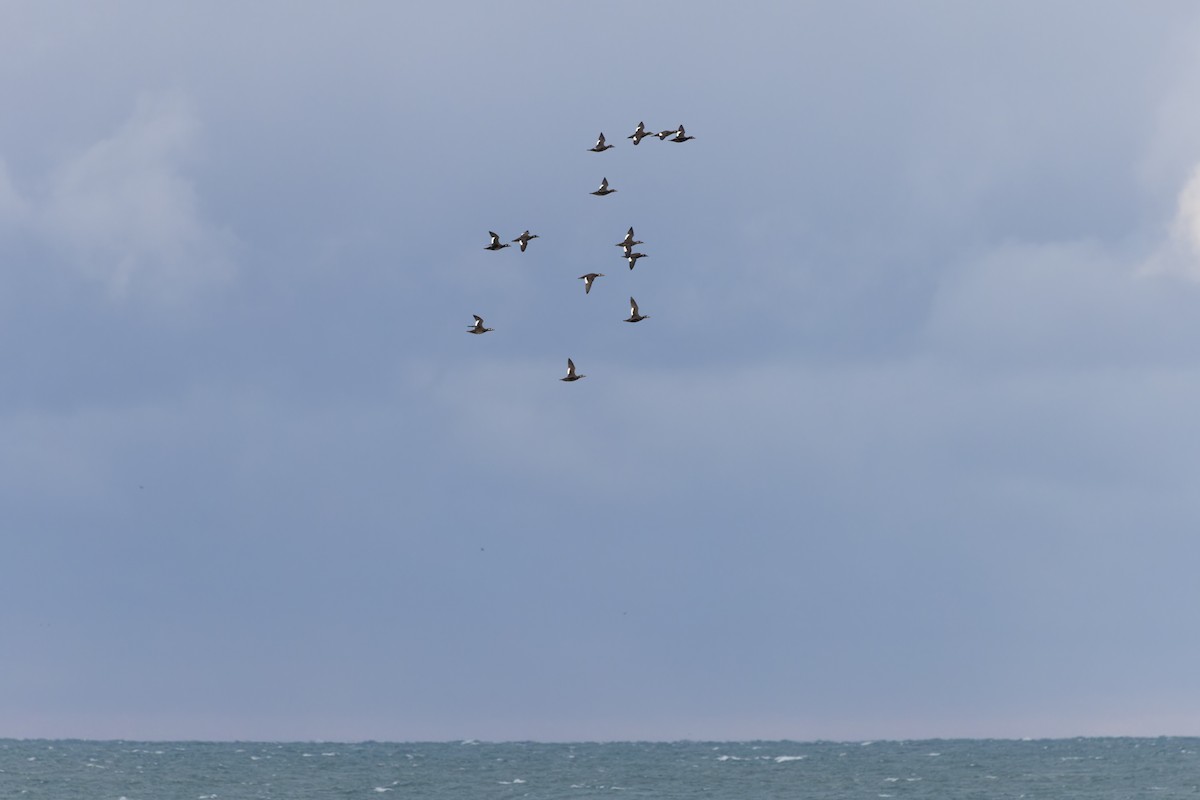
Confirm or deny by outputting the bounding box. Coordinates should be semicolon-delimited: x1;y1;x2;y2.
2;738;1197;799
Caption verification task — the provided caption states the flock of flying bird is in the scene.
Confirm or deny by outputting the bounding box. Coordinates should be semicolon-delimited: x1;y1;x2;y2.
469;122;695;382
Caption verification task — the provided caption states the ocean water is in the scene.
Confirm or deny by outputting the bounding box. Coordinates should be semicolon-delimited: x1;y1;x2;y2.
1;738;1197;799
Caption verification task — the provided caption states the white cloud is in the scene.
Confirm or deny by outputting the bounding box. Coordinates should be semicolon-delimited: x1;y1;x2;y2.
1141;164;1200;281
3;93;235;302
1167;164;1200;269
1179;166;1200;256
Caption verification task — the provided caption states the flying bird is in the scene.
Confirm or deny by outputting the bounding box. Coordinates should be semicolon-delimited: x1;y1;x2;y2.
669;124;695;143
626;251;648;270
512;230;540;252
615;227;642;249
589;132;614;152
655;126;681;140
591;177;616;196
484;231;510;250
467;315;494;334
579;272;604;294
624;297;649;323
628;121;652;145
561;358;586;382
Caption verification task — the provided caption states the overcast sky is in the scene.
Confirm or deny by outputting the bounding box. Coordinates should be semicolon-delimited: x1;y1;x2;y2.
4;1;1200;742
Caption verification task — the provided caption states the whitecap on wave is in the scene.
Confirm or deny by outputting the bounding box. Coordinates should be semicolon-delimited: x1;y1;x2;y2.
774;755;805;763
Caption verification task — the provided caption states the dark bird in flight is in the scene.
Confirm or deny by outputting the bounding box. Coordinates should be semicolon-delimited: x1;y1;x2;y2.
485;231;510;250
512;230;540;251
591;177;616;196
668;124;695;143
626;251;648;270
628;121;652;145
561;358;586;382
615;227;642;249
624;297;649;323
589;132;614;152
655;126;680;140
579;272;604;294
467;314;493;334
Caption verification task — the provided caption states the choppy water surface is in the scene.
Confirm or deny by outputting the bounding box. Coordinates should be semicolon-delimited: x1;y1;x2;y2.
2;737;1197;799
